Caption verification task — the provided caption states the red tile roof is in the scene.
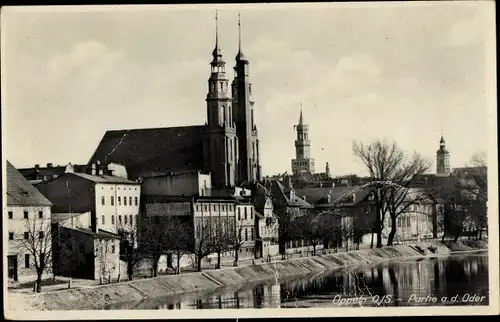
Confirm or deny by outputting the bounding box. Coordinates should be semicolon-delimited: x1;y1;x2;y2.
6;161;52;207
88;125;206;180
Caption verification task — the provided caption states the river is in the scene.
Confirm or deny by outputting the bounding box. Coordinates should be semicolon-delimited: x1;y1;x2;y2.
108;252;489;309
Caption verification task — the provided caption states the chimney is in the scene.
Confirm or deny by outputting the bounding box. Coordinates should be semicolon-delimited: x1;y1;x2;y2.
47;163;53;168
34;164;40;170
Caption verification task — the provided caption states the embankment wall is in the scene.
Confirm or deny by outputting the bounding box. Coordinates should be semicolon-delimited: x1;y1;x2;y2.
11;241;482;311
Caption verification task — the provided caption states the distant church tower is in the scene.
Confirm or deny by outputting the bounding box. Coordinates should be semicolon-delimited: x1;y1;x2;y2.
232;14;261;184
291;107;315;175
204;12;238;189
436;134;451;176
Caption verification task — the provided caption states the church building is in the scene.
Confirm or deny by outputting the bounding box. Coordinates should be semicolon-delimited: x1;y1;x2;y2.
436;134;451;177
89;14;261;190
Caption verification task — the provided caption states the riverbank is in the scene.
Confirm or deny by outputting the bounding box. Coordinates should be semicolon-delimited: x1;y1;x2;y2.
7;241;487;311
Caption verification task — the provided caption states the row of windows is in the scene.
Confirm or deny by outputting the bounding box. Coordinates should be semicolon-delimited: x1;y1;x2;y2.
239;227;254;241
95;244;116;254
23;253;44;269
101;187;138;191
8;211;44;219
195;203;234;212
237;207;254;221
103;214;137;226
8;231;45;240
101;196;138;207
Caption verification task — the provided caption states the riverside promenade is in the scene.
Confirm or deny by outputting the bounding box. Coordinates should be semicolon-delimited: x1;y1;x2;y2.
9;240;490;311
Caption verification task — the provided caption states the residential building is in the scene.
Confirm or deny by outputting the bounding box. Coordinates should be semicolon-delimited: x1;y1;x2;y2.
51;213;121;280
88;15;261;189
6;160;53;283
235;197;256;259
294;185;377;248
267;179;316;254
252;183;279;258
35;169;141;253
141;195;237;270
381;189;437;242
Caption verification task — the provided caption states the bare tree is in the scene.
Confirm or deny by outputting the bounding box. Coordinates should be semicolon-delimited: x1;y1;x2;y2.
170;219;193;275
193;217;214;272
230;225;246;267
353;139;430;247
15;210;53;292
294;213;325;256
96;238;116;283
208;217;233;269
139;216;178;277
116;220;147;281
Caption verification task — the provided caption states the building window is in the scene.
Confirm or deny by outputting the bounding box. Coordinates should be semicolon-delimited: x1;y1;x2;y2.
124;197;127;206
204;205;207;212
102;215;105;225
129;197;132;206
238;209;241;220
244;207;247;220
8;211;13;219
112;245;116;253
111;216;115;225
213;205;217;211
25;254;30;268
39;231;44;239
119;215;122;223
245;228;248;241
222;205;226;211
118;197;121;206
9;232;14;240
196;205;199;211
135;197;138;206
124;216;128;224
251;228;254;240
129;215;133;225
250;208;253;219
111;196;115;206
101;196;105;205
24;232;29;239
24;211;28;219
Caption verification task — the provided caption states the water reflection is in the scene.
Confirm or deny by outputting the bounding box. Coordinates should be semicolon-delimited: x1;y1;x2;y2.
108;253;488;309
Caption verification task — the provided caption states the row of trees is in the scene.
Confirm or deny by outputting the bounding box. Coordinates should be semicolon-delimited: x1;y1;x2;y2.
352;139;488;248
119;215;253;278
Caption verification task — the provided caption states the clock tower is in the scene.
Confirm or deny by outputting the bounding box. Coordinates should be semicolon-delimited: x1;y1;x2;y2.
291;107;315;175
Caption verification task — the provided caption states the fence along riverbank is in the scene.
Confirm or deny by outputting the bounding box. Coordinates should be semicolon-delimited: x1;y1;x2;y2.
10;241;488;311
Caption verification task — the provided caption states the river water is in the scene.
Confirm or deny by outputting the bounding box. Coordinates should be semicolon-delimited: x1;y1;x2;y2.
109;252;489;309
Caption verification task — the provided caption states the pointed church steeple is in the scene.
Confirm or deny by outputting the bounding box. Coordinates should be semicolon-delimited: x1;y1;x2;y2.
212;10;223;63
235;13;248;63
436;132;451;176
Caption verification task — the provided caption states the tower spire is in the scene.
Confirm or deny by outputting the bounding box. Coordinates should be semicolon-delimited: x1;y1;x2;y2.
215;10;219;48
212;10;223;61
299;103;304;125
235;12;247;62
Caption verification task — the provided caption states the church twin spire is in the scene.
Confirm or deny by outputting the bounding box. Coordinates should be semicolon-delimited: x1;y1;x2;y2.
211;11;247;64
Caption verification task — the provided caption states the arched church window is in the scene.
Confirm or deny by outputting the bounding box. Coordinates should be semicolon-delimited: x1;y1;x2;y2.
220;82;224;91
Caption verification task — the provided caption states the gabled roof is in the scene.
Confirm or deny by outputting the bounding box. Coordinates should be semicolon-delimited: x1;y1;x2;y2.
71;172;138;185
294;186;373;207
88;125;206;180
6;161;52;207
270;180;314;209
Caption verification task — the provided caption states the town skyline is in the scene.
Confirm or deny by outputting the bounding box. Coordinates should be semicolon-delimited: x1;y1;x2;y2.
1;3;494;177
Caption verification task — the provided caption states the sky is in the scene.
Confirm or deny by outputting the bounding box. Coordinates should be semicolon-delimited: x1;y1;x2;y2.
1;2;496;177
